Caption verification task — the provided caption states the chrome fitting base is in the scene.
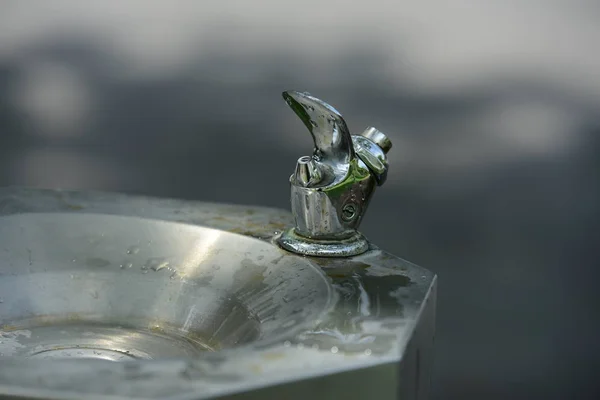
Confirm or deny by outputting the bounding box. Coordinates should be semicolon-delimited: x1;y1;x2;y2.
277;228;369;257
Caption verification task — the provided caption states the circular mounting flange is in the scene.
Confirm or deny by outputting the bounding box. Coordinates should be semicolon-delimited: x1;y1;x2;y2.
277;228;369;257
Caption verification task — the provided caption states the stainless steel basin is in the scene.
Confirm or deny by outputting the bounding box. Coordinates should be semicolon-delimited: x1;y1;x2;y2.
0;188;436;400
0;213;331;361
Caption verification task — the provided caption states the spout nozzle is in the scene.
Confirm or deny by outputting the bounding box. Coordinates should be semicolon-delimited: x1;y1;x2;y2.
294;156;322;187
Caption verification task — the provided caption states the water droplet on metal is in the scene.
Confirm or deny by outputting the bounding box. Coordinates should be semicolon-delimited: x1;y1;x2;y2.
364;349;372;356
126;246;140;255
331;346;339;354
151;261;169;272
284;341;291;347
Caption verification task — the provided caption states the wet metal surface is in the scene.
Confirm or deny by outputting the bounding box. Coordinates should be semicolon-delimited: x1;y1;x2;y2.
0;187;435;399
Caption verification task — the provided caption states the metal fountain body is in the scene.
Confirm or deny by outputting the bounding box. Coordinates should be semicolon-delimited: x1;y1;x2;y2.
0;92;436;400
278;91;391;257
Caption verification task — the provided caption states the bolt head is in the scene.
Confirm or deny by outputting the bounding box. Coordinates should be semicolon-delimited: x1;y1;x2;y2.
341;203;357;222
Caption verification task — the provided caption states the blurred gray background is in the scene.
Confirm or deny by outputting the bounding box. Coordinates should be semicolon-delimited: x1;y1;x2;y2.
1;1;598;399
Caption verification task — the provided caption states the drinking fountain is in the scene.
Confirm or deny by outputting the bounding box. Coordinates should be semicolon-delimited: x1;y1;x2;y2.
0;91;436;400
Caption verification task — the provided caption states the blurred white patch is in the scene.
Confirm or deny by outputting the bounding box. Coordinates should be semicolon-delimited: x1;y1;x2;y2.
11;61;91;137
13;148;128;189
1;0;599;95
490;100;582;155
370;99;585;187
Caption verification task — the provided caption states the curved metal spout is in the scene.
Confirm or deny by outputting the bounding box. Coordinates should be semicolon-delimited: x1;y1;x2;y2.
282;91;354;187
